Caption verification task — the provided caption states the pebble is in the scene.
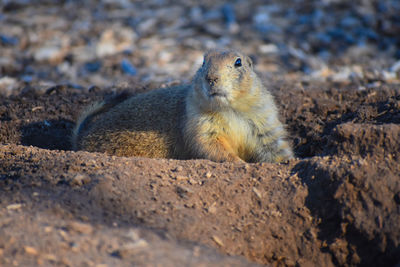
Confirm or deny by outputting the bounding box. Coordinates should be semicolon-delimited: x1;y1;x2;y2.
258;44;279;54
42;254;57;262
84;61;102;73
96;28;136;57
66;221;94;234
137;18;158;36
0;34;19;45
121;59;137;76
0;76;18;96
212;235;224;247
207;202;217;214
204;172;212;178
69;174;90;186
24;246;38;255
34;46;65;63
124;229;140;241
112;239;149;259
173;165;183;172
175;175;188;181
6;203;22;210
390;60;400;73
330;67;357;83
176;185;194;198
381;70;397;82
252;187;262;199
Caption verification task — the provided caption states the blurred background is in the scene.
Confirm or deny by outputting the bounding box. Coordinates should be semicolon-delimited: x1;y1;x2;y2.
0;0;399;93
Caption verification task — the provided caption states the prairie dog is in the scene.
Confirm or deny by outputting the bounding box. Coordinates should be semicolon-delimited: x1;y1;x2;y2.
72;50;293;163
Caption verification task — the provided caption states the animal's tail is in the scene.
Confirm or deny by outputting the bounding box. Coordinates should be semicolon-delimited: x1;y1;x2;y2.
71;91;132;150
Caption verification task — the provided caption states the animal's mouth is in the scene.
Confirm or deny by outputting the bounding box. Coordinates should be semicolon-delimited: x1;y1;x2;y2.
208;91;227;98
207;87;227;98
201;82;228;100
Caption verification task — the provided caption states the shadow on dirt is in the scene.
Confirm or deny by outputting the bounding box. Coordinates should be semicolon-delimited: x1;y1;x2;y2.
292;161;342;265
20;119;75;151
293;160;400;267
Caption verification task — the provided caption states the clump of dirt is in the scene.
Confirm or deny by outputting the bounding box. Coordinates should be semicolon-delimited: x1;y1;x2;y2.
0;82;399;266
274;83;400;159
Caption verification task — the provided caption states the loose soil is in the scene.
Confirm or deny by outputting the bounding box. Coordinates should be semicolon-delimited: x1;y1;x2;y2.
0;81;399;266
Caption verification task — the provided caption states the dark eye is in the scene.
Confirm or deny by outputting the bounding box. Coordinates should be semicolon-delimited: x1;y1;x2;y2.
234;58;242;67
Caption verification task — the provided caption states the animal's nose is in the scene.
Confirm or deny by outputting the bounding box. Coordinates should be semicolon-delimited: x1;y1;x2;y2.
206;74;219;86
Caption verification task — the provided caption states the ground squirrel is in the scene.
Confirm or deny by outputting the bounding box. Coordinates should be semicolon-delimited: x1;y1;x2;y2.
72;50;293;163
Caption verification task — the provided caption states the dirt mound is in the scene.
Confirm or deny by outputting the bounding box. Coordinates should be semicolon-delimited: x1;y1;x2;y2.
1;83;399;266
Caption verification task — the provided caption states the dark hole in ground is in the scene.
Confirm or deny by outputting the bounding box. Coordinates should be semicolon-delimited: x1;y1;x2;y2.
20;119;74;151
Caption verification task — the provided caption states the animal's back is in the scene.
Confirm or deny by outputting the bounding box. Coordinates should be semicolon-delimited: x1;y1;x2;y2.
75;86;188;158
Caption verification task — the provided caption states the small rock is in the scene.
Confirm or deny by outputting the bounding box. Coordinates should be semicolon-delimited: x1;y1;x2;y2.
252;187;262;199
6;203;22;210
204;172;212;178
42;254;57;262
24;246;38;256
58;230;69;241
173;166;183;172
189;177;198;185
21;75;33;83
112;240;148;259
212;235;224;247
0;76;18;96
0;34;19;46
207;202;217;214
121;59;137;76
390;60;400;73
137;18;157;36
84;61;102;73
253;11;270;26
96;28;136;57
330;67;353;82
176;185;194;198
190;7;203;24
176;175;188;181
34;46;65;63
259;44;279;54
66;221;93;234
69;174;90;186
125;229;140;241
42;120;51;127
381;70;397;82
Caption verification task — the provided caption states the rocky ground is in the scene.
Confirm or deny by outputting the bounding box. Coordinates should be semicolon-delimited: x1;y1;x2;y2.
1;0;400;266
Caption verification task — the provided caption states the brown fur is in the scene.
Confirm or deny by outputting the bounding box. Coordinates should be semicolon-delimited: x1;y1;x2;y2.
73;50;293;162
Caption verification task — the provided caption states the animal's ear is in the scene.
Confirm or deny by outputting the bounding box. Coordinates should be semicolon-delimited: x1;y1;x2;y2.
245;55;253;69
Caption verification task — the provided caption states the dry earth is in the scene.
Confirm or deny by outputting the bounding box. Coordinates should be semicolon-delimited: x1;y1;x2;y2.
0;81;399;267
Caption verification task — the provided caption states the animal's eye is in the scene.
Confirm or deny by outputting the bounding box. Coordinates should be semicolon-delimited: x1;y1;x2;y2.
234;58;242;67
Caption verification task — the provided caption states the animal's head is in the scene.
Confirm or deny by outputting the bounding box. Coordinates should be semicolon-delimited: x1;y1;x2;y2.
193;50;260;112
